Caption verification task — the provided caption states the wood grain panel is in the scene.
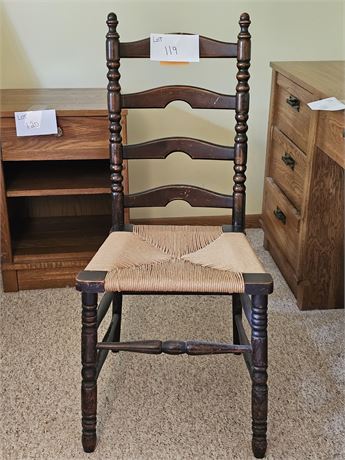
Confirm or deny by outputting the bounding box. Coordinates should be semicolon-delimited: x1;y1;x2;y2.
17;267;83;290
298;148;344;308
1;116;109;161
263;177;300;271
269;127;307;210
317;110;345;169
275;73;313;152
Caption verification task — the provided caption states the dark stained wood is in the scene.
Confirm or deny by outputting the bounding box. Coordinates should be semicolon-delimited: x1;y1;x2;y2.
122;86;236;110
234;313;253;375
232;13;251;232
232;293;242;349
123;137;234;160
76;270;107;293
251;294;268;458
97;340;250;355
107;12;125;231
79;12;272;460
81;292;98;453
130;213;261;228
96;313;120;377
112;293;123;347
124;185;233;208
120;35;237;58
240;293;252;326
96;292;113;327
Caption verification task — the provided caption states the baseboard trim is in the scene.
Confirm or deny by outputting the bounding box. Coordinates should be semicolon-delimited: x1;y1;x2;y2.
131;214;262;228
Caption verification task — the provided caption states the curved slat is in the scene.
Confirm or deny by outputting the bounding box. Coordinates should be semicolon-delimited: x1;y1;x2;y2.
120;35;237;58
123;137;235;160
124;185;233;208
122;86;235;109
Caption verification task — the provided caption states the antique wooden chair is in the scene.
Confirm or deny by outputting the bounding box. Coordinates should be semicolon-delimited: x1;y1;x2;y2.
76;12;273;458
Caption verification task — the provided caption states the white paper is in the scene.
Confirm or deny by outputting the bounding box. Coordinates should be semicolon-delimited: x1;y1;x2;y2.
15;109;58;137
307;97;345;111
150;33;199;62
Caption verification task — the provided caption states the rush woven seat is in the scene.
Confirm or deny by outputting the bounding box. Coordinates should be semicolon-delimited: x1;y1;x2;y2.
86;225;265;293
76;12;273;459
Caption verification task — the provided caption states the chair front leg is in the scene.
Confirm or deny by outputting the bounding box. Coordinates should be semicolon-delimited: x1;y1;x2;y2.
81;292;98;452
251;294;268;459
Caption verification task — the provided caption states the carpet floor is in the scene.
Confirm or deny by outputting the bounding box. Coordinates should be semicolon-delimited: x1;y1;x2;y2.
0;229;344;460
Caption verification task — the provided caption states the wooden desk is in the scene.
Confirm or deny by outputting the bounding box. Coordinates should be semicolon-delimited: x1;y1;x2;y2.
262;61;344;309
0;89;128;291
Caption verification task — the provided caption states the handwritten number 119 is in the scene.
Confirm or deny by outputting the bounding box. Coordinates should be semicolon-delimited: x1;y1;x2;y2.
165;45;178;55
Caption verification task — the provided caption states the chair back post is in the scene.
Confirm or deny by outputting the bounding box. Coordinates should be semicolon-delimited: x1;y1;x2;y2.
106;13;124;230
233;13;251;232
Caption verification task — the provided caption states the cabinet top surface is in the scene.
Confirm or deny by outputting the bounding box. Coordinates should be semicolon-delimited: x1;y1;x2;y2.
0;88;127;117
271;61;345;100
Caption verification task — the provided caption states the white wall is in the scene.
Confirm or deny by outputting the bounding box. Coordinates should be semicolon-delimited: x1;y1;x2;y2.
1;0;344;218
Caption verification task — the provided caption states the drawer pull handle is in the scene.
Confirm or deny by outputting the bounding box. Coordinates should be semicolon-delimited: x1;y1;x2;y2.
273;207;286;225
281;152;296;170
55;126;63;137
286;95;300;111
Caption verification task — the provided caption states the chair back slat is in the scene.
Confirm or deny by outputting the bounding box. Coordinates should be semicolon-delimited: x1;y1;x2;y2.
124;185;233;209
123;137;234;160
121;86;235;110
120;35;237;58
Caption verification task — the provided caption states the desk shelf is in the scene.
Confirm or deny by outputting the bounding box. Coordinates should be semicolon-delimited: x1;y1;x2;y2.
5;160;110;197
0;89;128;291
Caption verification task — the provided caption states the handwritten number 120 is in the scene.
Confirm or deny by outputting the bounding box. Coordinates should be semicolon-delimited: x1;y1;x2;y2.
165;46;178;55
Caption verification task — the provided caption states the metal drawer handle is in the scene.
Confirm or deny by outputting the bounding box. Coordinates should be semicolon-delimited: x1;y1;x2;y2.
281;152;296;170
273;207;286;225
55;126;63;137
286;95;300;111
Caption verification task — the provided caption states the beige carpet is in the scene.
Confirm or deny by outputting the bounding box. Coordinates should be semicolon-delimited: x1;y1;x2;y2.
0;229;344;459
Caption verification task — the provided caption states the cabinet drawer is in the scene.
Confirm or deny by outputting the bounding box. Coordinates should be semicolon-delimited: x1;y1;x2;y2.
263;177;300;270
1;115;125;161
270;126;307;210
317;110;345;169
275;74;314;153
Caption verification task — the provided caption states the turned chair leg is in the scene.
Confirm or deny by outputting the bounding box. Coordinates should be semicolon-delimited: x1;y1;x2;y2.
112;292;122;344
251;294;268;459
232;293;242;343
81;292;98;452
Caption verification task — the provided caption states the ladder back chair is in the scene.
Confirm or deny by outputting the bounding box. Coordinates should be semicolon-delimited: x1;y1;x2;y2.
76;12;273;459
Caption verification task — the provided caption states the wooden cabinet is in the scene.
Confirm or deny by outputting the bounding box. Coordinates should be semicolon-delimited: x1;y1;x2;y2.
262;61;344;309
0;89;128;291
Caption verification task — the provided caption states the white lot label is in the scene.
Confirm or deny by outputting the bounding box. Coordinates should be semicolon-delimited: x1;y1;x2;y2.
150;33;199;62
15;109;58;136
307;97;345;111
